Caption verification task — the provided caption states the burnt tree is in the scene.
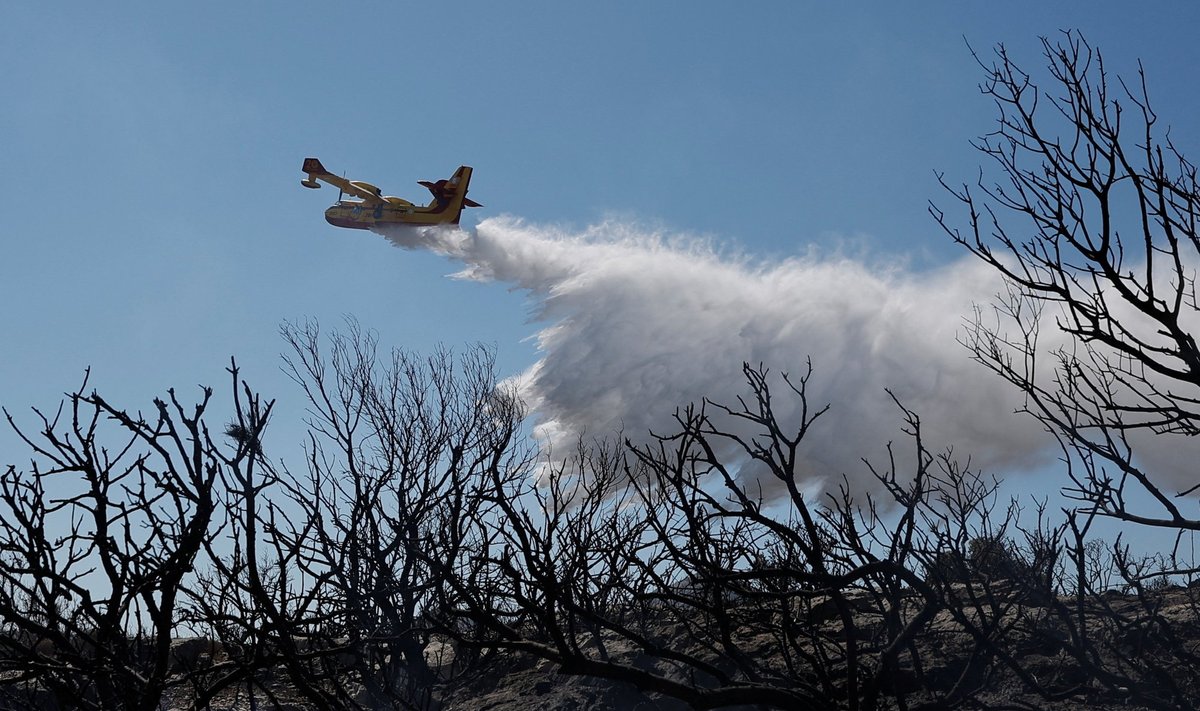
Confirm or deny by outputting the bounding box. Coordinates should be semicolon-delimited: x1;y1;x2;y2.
0;365;268;710
933;31;1200;708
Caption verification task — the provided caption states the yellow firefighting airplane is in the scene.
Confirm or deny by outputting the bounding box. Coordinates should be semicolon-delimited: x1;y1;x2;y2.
301;158;481;229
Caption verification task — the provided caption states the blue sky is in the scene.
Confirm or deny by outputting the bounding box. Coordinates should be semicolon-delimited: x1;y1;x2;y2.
4;3;1200;535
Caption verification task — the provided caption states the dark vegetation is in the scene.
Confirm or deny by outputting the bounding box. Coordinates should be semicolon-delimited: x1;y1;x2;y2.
4;31;1200;709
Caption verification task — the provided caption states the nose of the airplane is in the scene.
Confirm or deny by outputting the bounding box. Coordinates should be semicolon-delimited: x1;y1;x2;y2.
324;207;368;230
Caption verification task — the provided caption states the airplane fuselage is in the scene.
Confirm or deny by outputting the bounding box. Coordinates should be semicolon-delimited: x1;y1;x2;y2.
324;199;463;229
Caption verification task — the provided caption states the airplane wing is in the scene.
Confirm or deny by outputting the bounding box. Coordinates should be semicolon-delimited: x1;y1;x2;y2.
301;158;384;205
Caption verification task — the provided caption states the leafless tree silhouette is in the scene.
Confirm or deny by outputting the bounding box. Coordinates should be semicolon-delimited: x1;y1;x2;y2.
933;30;1200;709
434;363;1072;710
263;319;530;709
0;364;267;710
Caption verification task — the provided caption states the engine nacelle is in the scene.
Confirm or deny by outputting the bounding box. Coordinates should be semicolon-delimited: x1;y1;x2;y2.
349;181;382;197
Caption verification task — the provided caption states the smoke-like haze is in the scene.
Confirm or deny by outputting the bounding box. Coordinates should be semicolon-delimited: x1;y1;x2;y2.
375;218;1059;495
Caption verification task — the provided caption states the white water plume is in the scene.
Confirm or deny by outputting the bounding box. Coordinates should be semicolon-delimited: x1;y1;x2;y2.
374;217;1061;496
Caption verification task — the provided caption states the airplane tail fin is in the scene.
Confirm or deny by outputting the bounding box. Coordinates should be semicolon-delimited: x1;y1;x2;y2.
448;166;480;224
418;166;481;224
